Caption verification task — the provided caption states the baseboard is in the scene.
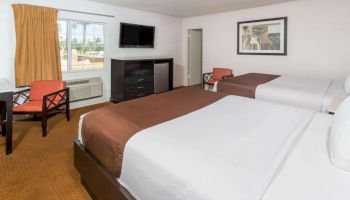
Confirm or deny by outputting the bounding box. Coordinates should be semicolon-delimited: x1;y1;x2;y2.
173;85;186;90
70;97;109;110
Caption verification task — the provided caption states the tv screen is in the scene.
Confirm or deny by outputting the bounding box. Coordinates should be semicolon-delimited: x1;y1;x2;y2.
119;23;155;48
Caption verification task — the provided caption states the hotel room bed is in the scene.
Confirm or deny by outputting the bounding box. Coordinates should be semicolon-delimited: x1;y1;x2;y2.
79;88;226;177
76;87;350;200
214;73;347;112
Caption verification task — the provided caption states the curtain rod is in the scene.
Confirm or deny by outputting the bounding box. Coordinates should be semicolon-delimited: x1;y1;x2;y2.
58;9;115;18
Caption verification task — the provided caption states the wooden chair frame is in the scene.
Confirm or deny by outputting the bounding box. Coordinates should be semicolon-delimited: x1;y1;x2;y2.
202;72;233;88
13;87;70;137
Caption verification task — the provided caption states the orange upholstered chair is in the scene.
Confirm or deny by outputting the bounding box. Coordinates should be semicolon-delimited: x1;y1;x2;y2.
13;80;70;137
203;67;233;88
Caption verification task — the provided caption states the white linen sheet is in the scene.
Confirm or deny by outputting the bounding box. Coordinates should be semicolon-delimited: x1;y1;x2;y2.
321;81;348;112
256;76;332;112
77;114;88;145
263;113;350;200
119;95;315;200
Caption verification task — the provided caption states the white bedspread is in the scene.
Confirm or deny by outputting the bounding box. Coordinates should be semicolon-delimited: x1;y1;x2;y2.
256;76;332;112
119;96;315;200
263;113;350;200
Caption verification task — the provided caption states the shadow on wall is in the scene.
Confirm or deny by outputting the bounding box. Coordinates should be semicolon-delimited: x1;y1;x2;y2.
173;63;185;87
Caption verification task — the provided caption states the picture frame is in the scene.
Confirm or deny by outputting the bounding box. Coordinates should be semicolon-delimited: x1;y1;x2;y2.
237;17;288;56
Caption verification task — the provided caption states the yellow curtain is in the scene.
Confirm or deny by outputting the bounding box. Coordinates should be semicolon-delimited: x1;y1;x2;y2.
12;4;62;87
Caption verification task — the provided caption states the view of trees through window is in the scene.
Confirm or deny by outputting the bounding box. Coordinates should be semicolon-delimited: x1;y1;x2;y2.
58;20;105;72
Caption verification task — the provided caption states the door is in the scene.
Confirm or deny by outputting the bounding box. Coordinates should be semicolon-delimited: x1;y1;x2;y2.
188;29;203;86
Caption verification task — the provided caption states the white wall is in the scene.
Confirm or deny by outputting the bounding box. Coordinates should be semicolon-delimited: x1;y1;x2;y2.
182;0;350;85
0;0;183;108
2;0;349;105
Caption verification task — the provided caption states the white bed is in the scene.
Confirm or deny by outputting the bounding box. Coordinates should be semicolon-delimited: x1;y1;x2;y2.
78;94;350;200
213;75;347;112
118;95;316;200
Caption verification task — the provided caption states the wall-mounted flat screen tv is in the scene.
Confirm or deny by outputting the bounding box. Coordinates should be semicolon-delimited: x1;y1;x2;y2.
119;23;155;48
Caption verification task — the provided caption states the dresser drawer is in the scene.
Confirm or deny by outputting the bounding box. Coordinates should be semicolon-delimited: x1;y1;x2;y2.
124;90;153;100
125;83;154;94
125;76;154;86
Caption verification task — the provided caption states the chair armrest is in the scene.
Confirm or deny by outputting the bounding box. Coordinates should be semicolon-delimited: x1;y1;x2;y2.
203;72;213;82
13;88;30;106
42;88;70;111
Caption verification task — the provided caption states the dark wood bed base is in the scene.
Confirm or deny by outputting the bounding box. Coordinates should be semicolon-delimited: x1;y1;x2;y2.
74;140;134;200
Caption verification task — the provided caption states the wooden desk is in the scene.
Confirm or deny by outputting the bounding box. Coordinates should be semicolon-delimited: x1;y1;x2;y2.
0;91;13;155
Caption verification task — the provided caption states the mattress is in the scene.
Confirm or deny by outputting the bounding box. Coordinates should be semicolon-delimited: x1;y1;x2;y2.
263;113;350;200
79;87;226;177
119;95;315;200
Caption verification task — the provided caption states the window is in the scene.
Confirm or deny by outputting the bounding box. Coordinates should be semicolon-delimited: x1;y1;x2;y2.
58;19;105;72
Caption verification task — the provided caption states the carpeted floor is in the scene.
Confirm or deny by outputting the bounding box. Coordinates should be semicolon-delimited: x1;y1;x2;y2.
0;102;111;200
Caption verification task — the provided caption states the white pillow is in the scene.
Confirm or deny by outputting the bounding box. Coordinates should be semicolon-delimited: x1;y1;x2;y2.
330;96;350;171
344;74;350;94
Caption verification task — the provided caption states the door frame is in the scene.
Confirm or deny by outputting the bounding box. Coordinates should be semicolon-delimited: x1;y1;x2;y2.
187;28;203;86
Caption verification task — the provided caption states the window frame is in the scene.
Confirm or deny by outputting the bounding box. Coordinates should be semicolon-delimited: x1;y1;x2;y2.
58;18;107;73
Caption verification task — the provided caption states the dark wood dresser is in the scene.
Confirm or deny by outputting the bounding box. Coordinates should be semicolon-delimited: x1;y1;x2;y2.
111;57;173;102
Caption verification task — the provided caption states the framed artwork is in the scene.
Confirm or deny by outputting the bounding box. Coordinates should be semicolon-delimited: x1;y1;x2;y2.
237;17;287;56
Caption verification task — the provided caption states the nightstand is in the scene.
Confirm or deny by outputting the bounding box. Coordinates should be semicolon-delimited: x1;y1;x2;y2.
328;96;347;115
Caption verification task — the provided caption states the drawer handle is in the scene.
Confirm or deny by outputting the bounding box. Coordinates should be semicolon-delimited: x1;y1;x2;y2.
137;86;144;89
137;79;144;82
137;93;144;97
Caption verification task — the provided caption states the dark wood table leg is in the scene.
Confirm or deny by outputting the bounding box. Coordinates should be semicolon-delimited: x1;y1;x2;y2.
0;102;6;137
6;93;13;155
0;92;13;155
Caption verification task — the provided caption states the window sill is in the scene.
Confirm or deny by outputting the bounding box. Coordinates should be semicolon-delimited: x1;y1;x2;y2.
62;68;106;74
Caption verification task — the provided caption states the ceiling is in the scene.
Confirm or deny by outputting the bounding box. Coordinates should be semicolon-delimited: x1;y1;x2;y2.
88;0;295;18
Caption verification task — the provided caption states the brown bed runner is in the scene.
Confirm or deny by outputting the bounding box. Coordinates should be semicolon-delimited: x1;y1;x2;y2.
217;73;280;98
81;87;226;177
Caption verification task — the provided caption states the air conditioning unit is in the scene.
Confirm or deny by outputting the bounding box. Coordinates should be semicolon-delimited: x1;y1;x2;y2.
66;77;103;102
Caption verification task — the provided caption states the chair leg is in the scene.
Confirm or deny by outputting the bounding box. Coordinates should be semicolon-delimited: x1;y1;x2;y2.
66;102;70;122
66;108;70;122
41;113;47;137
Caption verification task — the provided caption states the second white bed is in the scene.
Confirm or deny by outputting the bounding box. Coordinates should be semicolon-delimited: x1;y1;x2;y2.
213;75;347;112
256;76;346;112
